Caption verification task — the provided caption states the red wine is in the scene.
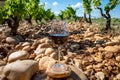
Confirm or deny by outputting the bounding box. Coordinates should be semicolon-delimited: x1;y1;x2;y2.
50;34;68;45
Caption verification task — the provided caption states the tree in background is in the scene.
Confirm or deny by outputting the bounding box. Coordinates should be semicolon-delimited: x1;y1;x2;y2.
59;6;78;21
33;3;54;24
34;4;46;24
92;0;120;30
44;8;55;21
0;0;41;35
0;7;4;24
25;0;39;25
82;0;92;24
0;0;27;35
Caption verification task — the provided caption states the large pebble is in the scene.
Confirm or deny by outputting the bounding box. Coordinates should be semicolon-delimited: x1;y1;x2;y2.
104;41;118;46
31;40;41;50
82;60;89;66
94;34;103;40
6;36;24;44
95;72;105;80
39;56;56;70
104;46;120;53
46;63;71;78
34;48;46;55
67;52;76;58
8;50;29;62
45;48;54;56
35;54;45;61
38;43;51;48
3;60;38;80
93;63;103;69
40;37;50;43
70;44;80;51
84;32;94;37
87;47;94;53
93;56;102;62
74;59;82;67
22;46;31;51
15;43;23;50
22;42;31;47
34;43;51;55
116;56;120;62
6;37;18;44
98;47;104;52
116;74;120;79
50;52;58;60
86;65;93;70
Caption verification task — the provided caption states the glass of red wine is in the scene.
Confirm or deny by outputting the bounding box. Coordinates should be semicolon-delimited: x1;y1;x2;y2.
49;19;69;62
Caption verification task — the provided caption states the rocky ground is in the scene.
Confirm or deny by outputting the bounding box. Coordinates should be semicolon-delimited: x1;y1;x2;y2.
0;21;120;80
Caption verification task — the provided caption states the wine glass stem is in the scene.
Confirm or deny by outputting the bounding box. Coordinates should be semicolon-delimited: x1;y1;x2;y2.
58;45;62;62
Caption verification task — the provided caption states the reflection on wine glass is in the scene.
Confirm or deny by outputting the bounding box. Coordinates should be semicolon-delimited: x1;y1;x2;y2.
49;19;69;62
51;63;67;72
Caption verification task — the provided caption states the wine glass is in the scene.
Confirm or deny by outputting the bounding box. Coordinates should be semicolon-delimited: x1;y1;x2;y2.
49;19;69;62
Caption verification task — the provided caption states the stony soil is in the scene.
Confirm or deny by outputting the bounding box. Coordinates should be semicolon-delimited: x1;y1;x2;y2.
0;21;120;80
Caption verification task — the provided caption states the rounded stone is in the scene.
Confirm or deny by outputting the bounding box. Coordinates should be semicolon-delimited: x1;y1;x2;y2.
40;37;49;43
38;43;51;48
34;48;46;56
22;42;31;47
22;46;31;51
82;60;89;66
94;34;103;40
87;47;94;53
93;63;103;69
34;43;51;55
15;43;23;50
86;65;93;70
50;52;58;60
8;50;29;62
67;52;76;58
34;54;44;61
3;60;39;80
6;37;17;44
74;59;82;67
84;32;94;37
39;56;56;70
116;74;120;79
116;56;120;62
104;41;118;46
94;56;102;62
70;44;80;50
31;40;40;50
95;72;105;80
6;36;24;44
104;46;120;53
45;48;54;56
46;62;71;78
98;47;104;52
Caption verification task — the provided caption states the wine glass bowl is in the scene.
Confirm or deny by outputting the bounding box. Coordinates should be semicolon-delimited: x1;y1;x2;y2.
50;33;68;45
49;19;69;45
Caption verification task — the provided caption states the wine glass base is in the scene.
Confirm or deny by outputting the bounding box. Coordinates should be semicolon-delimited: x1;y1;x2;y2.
46;62;71;78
